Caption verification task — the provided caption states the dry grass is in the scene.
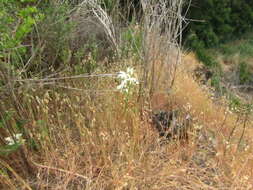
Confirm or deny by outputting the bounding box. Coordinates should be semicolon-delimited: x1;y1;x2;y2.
1;53;253;189
1;1;253;189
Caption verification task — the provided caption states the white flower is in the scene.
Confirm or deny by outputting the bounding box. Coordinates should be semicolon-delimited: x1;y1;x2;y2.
5;133;23;145
117;80;127;91
126;67;134;75
117;67;139;93
118;71;129;80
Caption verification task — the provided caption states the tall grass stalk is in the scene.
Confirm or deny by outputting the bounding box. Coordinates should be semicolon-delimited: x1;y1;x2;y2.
139;0;186;103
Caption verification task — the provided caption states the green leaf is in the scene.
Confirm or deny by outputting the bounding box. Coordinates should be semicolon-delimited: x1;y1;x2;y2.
19;6;37;17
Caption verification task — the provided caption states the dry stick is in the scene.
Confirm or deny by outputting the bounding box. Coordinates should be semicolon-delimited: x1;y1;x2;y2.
54;84;118;93
220;109;229;133
138;0;185;106
223;113;240;157
31;160;91;183
79;0;119;54
237;113;249;152
227;114;240;144
170;44;180;88
13;73;118;82
170;2;183;88
20;42;44;74
219;110;229;157
169;0;183;89
137;0;150;105
231;85;253;90
183;0;192;18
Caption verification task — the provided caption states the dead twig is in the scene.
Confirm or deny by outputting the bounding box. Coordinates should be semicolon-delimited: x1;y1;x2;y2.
31;160;91;183
237;113;249;152
13;73;118;83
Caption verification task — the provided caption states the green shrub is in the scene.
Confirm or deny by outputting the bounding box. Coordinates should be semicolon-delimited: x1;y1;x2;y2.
120;25;142;57
73;43;99;74
210;73;221;90
185;31;218;68
0;0;44;74
30;1;73;74
195;48;218;68
0;1;75;79
219;36;253;59
185;0;253;48
238;62;252;84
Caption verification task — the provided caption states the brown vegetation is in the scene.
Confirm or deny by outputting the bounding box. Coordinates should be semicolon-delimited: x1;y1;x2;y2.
1;1;253;189
1;53;253;189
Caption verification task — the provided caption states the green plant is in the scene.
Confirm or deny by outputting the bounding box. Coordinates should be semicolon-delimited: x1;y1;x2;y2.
73;42;100;74
184;0;253;48
34;2;73;70
196;48;219;68
186;33;219;68
210;73;221;90
238;62;252;84
228;92;253;116
0;0;44;73
120;25;142;57
219;36;253;59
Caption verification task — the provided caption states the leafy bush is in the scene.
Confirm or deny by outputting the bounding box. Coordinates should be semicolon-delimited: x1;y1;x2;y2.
73;43;99;74
0;0;43;73
195;48;218;68
185;0;253;48
0;0;75;80
28;1;74;74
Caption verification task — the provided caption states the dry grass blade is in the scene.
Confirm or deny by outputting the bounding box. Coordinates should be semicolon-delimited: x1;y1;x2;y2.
0;160;33;190
139;0;186;99
31;160;91;183
13;73;118;82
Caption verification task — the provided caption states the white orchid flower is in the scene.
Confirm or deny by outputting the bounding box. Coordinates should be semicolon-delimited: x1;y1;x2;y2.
5;133;24;145
118;71;129;80
117;67;139;94
126;67;134;75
